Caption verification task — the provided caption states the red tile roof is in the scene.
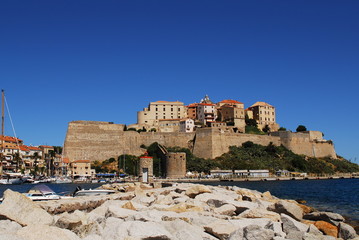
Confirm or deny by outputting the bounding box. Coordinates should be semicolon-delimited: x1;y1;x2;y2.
0;135;23;143
187;103;199;107
220;99;243;104
72;160;90;163
63;158;70;163
39;145;54;149
28;146;41;151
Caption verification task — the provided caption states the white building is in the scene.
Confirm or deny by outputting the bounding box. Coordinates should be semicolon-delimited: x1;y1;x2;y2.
179;119;195;132
197;103;217;125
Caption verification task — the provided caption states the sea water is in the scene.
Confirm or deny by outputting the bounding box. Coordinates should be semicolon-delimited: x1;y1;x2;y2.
0;178;358;222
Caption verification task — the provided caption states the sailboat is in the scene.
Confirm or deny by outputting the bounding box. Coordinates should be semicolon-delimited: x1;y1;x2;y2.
0;90;24;184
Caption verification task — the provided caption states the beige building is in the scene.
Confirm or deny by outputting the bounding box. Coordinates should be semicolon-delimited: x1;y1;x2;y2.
158;119;181;132
137;101;187;129
247;101;279;131
69;160;91;178
217;99;246;132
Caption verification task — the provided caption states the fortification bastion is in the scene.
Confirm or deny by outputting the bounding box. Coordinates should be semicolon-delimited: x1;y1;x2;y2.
63;121;337;163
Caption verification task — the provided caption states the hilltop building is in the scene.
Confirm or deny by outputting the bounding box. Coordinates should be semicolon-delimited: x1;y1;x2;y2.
247;101;279;132
217;99;246;132
136;101;187;130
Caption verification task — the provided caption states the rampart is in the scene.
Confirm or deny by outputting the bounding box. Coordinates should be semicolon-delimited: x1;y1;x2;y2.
63;121;337;162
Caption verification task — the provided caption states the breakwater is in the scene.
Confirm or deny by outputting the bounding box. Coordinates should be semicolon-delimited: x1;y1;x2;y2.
0;182;358;239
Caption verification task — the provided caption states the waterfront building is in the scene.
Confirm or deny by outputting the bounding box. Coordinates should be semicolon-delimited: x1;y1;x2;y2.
69;159;91;179
247;101;279;131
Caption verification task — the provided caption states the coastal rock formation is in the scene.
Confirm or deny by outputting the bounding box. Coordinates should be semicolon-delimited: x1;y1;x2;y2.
0;183;358;240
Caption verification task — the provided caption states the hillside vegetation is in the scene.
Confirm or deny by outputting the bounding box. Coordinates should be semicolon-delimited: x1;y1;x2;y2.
168;141;359;175
94;141;359;176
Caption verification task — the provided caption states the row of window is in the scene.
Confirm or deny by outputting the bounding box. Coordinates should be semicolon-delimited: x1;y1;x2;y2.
260;117;275;121
259;111;275;115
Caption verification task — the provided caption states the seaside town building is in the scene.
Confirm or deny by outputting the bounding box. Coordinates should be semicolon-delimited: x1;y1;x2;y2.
247;101;279;131
69;159;91;179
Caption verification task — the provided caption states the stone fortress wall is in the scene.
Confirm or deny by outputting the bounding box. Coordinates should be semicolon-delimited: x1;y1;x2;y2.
63;121;337;163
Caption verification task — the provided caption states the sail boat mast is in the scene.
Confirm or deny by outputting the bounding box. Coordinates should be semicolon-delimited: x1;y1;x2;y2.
1;89;4;174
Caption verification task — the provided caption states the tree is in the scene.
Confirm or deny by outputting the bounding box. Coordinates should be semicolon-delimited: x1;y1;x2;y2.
296;125;307;132
262;125;270;133
278;127;287;131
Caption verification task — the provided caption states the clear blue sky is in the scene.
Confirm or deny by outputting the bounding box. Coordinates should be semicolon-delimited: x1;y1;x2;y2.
1;1;358;163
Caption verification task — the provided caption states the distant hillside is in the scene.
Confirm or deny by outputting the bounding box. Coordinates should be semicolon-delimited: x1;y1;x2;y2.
213;141;359;174
166;141;359;175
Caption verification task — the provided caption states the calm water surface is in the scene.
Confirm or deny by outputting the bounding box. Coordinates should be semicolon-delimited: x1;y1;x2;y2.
0;179;358;222
202;178;359;221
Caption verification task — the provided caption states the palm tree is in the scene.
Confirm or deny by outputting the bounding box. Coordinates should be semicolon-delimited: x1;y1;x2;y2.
33;152;40;177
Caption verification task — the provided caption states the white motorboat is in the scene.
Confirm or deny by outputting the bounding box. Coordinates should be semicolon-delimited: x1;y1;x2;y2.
22;184;64;201
55;177;72;184
0;173;23;185
73;186;115;197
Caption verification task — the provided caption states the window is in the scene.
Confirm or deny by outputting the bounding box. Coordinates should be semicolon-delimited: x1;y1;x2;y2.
156;108;158;111
171;108;173;111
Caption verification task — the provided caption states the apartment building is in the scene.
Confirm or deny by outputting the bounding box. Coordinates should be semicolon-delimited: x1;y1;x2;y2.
186;103;198;120
137;101;187;128
247;101;279;131
69;159;91;178
217;99;246;132
179;118;195;132
197;103;217;125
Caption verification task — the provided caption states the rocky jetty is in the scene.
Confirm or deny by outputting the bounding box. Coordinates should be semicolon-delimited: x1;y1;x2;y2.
0;182;358;240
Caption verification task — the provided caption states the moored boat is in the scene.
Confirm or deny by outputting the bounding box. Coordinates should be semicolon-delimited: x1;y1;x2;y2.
23;184;72;201
0;173;23;185
73;186;115;197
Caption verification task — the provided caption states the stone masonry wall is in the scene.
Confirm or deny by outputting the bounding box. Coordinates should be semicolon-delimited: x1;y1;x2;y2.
64;121;337;162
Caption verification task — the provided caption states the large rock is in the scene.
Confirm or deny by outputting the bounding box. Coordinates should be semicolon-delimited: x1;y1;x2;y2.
0;219;22;233
281;213;309;234
164;202;204;213
185;185;212;198
214;204;237;216
162;219;217;240
204;220;238;240
238;208;281;222
122;221;174;239
0;189;54;226
101;217;126;239
304;212;345;225
16;224;80;240
268;200;303;221
0;233;26;240
338;222;358;240
55;210;102;238
226;199;259;214
243;225;275;240
107;201;138;219
314;221;338;237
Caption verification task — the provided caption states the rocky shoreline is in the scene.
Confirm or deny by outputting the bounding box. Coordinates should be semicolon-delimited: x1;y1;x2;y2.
0;182;358;240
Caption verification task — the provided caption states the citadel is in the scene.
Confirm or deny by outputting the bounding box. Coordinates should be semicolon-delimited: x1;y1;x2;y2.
63;95;337;163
